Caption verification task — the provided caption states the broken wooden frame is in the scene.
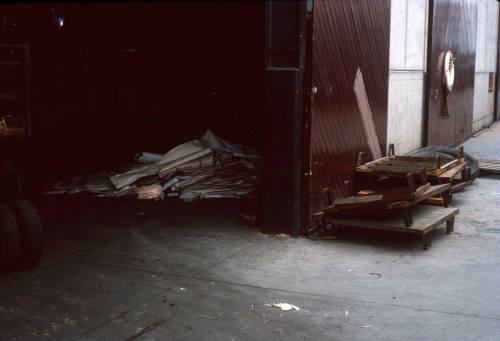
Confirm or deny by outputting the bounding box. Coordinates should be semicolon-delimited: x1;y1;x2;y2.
354;145;470;203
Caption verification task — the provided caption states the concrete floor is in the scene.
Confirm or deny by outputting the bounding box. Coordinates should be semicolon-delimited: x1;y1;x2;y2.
1;126;500;340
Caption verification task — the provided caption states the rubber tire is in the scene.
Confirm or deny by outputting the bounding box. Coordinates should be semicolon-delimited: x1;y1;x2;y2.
0;205;21;273
11;200;43;268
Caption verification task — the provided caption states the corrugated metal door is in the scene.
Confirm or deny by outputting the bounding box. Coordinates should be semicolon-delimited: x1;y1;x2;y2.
308;0;390;217
424;0;477;146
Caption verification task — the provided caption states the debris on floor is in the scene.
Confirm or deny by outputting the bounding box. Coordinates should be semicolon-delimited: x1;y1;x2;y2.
45;130;261;202
274;233;290;238
265;303;300;311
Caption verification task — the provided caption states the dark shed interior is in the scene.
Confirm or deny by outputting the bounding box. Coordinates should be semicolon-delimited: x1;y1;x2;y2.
2;2;267;191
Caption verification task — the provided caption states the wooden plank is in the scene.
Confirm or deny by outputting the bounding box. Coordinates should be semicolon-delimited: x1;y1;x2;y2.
437;162;466;180
357;190;380;196
312;211;324;219
353;68;383;160
393;155;444;162
381;161;438;168
410;183;450;204
480;164;500;170
479;159;500;164
433;158;464;176
326;206;459;235
414;183;432;198
356;156;393;169
323;185;423;214
367;165;432;172
358;156;462;174
358;166;433;174
334;194;383;205
386;184;449;209
422;197;444;206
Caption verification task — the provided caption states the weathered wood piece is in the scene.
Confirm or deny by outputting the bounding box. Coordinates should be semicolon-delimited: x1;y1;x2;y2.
423;197;444;206
386;183;451;210
479;159;500;175
334;194;383;205
414;183;432;197
437;162;466;181
322;187;424;215
357;190;379;196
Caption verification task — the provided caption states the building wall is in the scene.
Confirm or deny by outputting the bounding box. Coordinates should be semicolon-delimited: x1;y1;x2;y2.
473;0;499;133
387;0;429;155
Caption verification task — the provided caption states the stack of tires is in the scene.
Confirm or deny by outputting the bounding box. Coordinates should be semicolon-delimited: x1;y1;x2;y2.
0;200;43;273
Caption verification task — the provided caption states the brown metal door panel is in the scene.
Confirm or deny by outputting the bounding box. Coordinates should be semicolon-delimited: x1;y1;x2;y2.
309;0;390;215
425;0;477;146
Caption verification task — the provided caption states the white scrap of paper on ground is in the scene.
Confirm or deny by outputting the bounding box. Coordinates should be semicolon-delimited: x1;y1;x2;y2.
266;303;300;311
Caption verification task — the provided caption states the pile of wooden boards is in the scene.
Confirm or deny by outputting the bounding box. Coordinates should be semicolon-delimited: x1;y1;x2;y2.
310;145;470;250
46;130;261;201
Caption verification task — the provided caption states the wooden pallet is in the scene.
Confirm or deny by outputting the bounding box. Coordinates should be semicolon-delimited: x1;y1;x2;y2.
323;205;459;250
479;159;500;175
